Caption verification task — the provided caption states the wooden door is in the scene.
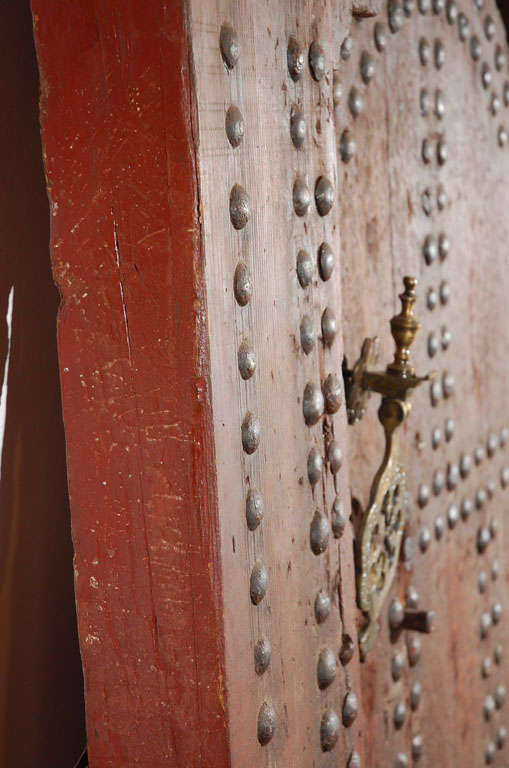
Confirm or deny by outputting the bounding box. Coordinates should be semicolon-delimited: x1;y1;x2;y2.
32;0;509;766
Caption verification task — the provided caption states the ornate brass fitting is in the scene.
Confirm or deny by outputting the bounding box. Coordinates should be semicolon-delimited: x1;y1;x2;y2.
343;276;434;660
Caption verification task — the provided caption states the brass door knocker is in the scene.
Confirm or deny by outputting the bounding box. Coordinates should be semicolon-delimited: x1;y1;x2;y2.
343;277;434;660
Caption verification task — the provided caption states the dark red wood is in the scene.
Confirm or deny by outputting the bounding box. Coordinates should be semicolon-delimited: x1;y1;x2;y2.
31;2;229;766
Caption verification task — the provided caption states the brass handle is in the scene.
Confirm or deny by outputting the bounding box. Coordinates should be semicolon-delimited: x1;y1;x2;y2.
343;276;434;660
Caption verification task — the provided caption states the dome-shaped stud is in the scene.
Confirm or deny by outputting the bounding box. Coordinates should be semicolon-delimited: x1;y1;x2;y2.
439;233;450;259
497;727;507;749
434;39;445;69
321;307;337;347
492;559;500;580
309;41;326;81
504;82;509;107
229;184;250;229
254;637;271;675
484;15;495;40
388;0;404;32
422;188;435;216
257;700;275;745
432;427;441;449
220;23;240;69
225;105;244;147
323;372;342;414
394;701;407;729
494;644;503;665
487;432;498;457
296;249;313;288
446;0;457;23
435;89;445;119
406;587;419;609
342;691;358;727
435;516;445;540
410;681;422;710
447;504;459;529
287;37;305;81
310;510;330;555
374;22;387;51
484;695;496;721
341;35;354;60
348;751;361;768
340;635;355;666
392;652;404;681
487;481;496;499
470;35;482;61
481;63;491;90
412;736;423;761
482;655;492;677
437;138;448;165
332;71;342;107
340;129;356;163
495;44;506;71
430;380;442;407
433;0;444;12
290;104;306;149
419;527;431;552
475;445;485;464
293;177;311;216
307;447;323;487
389;598;404;629
234;262;252;307
250;561;268;605
442;371;455;397
303;382;324;426
315;589;331;624
360;51;375;83
498;126;508;148
419;0;430;12
423;235;437;264
317;647;338;689
300;314;316;355
320;708;340;751
418;483;430;507
315;176;334;216
460;454;472;478
489;517;498;539
444;417;454;441
327;441;342;474
242;412;260;454
476;488;487;509
491;94;501;116
433;470;444;495
485;742;496;764
246;488;264;531
495;684;506;709
349;87;364;118
394;754;408;768
427;287;438;309
458;13;470;42
477;527;491;552
238;340;257;380
318;242;334;281
492;602;502;625
422;138;433;164
331;495;346;538
440;280;450;304
407;636;422;666
420;88;430;116
501;466;509;487
428;332;439;357
460;497;473;520
437;185;447;210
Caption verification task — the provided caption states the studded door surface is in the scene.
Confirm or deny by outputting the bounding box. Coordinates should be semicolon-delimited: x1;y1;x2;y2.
191;0;509;766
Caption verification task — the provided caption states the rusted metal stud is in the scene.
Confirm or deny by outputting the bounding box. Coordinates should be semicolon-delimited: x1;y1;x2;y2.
328;442;342;474
477;526;491;552
494;644;503;665
220;23;240;69
492;602;502;625
348;751;361;768
427;287;438;309
238;340;257;380
389;598;404;629
423;235;437;263
498;127;508;148
480;611;492;639
254;637;271;675
418;483;430;507
321;308;337;347
419;527;431;552
392;652;404;681
290;105;306;149
476;488;487;509
360;51;375;84
484;695;496;721
309;41;326;81
300;315;315;355
317;647;338;689
432;427;442;449
257;701;275;745
458;13;470;42
447;504;459;528
434;39;445;69
230;184;250;229
435;516;445;540
446;0;457;24
461;497;473;520
394;754;408;768
250;561;268;605
246;488;264;531
495;683;506;709
293;177;311;216
444;417;454;441
482;656;492;677
495;45;506;71
402;610;434;633
410;682;422;711
303;382;324;426
234;262;252;306
321;709;340;751
287;37;305;81
349;87;364;118
420;88;430;116
481;64;492;90
315;589;331;624
331;497;346;539
343;692;358;727
340;129;356;163
430;380;442;407
389;0;404;32
432;470;444;495
340;35;354;61
242;412;260;454
226;105;244;147
412;735;423;761
497;727;507;749
437;138;448;165
318;242;335;281
407;635;422;666
323;373;342;414
484;15;495;40
375;22;387;51
340;634;355;665
428;332;439;357
470;35;482;61
310;511;330;555
315;177;334;216
460;454;472;478
297;249;313;288
485;742;496;764
308;447;323;487
393;702;407;729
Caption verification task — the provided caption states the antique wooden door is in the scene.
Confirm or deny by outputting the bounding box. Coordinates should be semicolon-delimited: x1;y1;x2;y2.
31;0;508;766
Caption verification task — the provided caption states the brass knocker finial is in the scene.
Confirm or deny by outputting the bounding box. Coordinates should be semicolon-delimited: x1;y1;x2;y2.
343;276;435;660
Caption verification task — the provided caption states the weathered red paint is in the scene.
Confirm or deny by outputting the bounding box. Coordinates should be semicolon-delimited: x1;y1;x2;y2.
31;2;229;766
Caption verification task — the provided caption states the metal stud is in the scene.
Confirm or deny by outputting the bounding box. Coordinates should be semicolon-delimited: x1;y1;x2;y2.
480;611;492;638
418;0;430;11
460;454;472;478
487;480;496;499
332;71;343;107
328;442;342;474
293;177;311;216
420;89;431;116
484;15;495;40
446;0;457;24
343;692;358;727
494;644;503;665
460;497;473;520
470;35;482;61
473;0;483;9
492;602;502;624
422;188;434;216
481;64;492;90
254;637;271;675
442;371;455;397
360;51;375;84
432;427;442;449
230;184;250;229
320;708;340;751
290;105;306;149
394;754;408;768
433;0;444;12
406;585;419;608
297;249;313;288
458;13;470;42
340;35;354;61
492;559;500;580
340;129;356;163
418;483;430;507
348;751;361;768
408;635;422;666
340;634;355;666
315;589;331;624
309;41;326;81
428;333;439;358
419;527;431;552
440;279;451;304
422;138;433;165
318;242;335;281
447;504;459;528
502;466;509;488
433;469;444;495
444;417;454;441
495;684;506;709
488;432;499;457
497;727;507;749
435;516;445;540
324;373;342;415
430;380;442;406
303;382;324;426
375;23;387;52
220;23;240;69
392;652;404;681
434;39;445;69
389;598;404;629
410;681;422;710
504;82;509;108
300;315;316;355
225;105;244;147
495;45;506;71
317;647;338;689
349;87;364;118
257;701;275;745
498;126;508;148
435;89;445;119
310;510;329;555
246;488;264;531
331;496;346;538
250;561;268;605
475;488;487;509
403;0;415;16
412;735;423;761
437;138;448;165
242;412;260;454
427;287;438;309
475;445;485;464
389;0;404;32
321;308;337;347
439;233;450;260
238;340;257;380
393;701;406;729
315;177;334;216
287;37;305;81
307;447;323;487
485;742;496;764
234;262;252;306
501;426;509;445
437;185;447;210
482;655;492;677
484;695;496;721
423;235;437;264
477;526;490;551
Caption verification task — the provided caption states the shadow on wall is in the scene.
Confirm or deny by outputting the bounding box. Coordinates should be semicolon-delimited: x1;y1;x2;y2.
0;1;85;765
